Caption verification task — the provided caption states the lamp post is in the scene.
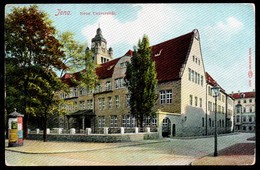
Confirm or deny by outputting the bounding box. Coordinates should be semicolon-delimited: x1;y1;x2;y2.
212;83;220;157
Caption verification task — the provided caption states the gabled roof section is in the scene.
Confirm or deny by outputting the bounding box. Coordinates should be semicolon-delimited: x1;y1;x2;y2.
124;50;133;56
150;31;194;82
95;57;122;79
205;72;225;92
61;30;195;85
231;92;255;99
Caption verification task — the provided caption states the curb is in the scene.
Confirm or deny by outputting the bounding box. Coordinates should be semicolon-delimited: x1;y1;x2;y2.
171;132;241;140
5;139;169;154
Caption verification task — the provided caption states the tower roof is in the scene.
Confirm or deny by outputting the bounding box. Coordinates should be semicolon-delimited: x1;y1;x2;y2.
91;27;107;43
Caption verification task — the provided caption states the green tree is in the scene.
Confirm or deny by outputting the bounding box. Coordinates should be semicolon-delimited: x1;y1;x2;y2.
125;35;158;129
58;31;97;89
5;5;68;139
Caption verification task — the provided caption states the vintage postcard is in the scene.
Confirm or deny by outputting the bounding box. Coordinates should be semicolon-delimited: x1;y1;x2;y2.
4;3;255;166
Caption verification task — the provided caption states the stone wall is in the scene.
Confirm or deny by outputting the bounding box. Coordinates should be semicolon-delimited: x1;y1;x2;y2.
27;132;159;143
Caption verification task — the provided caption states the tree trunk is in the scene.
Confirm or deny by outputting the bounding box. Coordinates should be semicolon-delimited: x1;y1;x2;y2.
23;113;29;139
140;114;144;132
43;117;47;142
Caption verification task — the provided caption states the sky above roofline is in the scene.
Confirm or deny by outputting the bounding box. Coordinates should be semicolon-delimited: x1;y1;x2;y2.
5;3;255;94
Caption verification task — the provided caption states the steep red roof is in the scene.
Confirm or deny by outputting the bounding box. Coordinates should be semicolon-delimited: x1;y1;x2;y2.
151;32;194;82
62;30;195;85
205;72;225;92
95;57;122;79
124;50;133;56
231;92;255;99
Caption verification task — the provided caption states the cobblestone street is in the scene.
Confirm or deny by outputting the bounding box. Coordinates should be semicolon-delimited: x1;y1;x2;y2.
5;133;255;166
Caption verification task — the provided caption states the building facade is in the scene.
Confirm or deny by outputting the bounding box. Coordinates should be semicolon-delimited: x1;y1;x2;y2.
231;91;255;132
58;28;234;137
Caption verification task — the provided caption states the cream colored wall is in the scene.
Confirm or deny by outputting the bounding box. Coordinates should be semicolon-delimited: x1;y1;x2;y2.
181;31;206;118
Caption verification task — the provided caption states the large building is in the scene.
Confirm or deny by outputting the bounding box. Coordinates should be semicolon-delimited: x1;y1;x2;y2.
58;28;234;137
231;90;255;132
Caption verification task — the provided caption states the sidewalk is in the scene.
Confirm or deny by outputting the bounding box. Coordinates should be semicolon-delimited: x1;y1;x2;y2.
191;142;256;165
5;139;169;154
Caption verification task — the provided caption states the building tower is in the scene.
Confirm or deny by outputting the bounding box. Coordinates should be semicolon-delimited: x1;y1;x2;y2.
87;27;113;64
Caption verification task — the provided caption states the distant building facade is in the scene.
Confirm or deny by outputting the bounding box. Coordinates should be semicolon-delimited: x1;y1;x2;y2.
231;91;255;132
58;28;234;137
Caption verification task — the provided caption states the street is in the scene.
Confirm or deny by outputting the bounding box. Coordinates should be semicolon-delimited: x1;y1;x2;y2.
5;133;255;166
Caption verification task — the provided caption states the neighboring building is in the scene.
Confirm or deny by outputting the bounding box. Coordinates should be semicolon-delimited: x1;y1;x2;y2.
58;27;234;137
231;90;255;132
205;73;234;135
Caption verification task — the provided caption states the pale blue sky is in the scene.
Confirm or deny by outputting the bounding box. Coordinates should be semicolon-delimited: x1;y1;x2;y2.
5;3;255;94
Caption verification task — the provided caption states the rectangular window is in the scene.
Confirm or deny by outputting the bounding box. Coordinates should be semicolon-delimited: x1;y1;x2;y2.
79;88;85;96
195;72;197;84
98;98;102;110
144;116;150;127
115;78;124;89
108;97;112;109
198;59;200;65
87;100;93;109
163;118;168;126
208;101;212;111
201;76;203;86
191;70;194;82
102;98;105;110
218;105;221;113
160;91;166;104
249;99;252;103
115;79;119;89
209;118;211;127
198;73;200;85
200;98;202;107
188;68;191;81
195;96;198;106
98;116;105;128
126;115;131;128
79;100;85;110
110;115;118;128
126;94;130;107
222;95;224;102
237;107;240;113
131;116;136;127
243;116;246;122
236;115;240;123
106;81;111;91
190;95;193;105
202;117;204;127
151;118;157;126
166;90;172;103
96;84;102;93
222;106;224;114
208;86;212;96
115;95;119;108
250;107;252;112
244;99;247;103
249;116;252;122
122;115;126;127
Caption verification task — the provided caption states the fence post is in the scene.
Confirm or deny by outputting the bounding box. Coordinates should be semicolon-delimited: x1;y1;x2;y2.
135;127;138;134
86;128;91;135
120;127;124;134
104;127;108;134
70;128;75;135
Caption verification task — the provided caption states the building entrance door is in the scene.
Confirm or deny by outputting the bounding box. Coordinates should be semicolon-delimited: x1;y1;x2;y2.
162;117;171;137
